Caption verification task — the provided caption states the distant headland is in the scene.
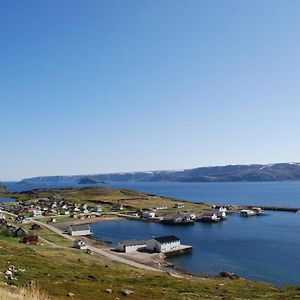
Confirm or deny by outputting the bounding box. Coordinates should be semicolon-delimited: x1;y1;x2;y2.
21;162;300;183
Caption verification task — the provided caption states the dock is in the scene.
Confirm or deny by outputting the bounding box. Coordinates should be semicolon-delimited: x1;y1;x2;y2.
164;245;193;257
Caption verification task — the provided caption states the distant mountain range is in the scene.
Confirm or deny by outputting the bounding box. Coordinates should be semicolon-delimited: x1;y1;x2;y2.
21;163;300;183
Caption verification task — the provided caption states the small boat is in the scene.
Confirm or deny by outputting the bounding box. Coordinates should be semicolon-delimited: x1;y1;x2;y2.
240;209;256;217
198;216;221;223
161;218;195;225
216;211;228;220
197;212;221;223
252;207;265;215
296;210;300;214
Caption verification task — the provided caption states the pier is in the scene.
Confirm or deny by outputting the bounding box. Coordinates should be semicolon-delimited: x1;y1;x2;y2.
216;205;300;213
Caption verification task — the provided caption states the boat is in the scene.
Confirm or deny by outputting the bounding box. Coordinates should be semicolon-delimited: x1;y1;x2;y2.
198;216;221;223
296;210;300;214
160;218;195;225
197;212;221;223
240;209;256;217
252;207;265;215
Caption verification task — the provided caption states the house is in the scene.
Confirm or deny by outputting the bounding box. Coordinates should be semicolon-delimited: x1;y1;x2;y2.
142;211;156;219
22;235;39;245
28;208;42;217
174;203;184;209
0;212;6;220
15;216;29;224
154;206;168;210
31;224;42;231
146;235;180;253
68;224;91;236
74;240;88;250
116;240;147;253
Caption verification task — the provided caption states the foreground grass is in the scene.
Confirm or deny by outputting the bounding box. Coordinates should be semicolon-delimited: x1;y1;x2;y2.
0;238;300;299
0;284;49;300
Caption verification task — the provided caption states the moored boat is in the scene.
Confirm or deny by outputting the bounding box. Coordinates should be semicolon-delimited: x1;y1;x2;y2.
252;207;265;215
160;219;195;225
197;212;221;223
240;209;256;217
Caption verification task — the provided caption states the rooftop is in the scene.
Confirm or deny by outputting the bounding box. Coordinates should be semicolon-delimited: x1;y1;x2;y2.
118;240;147;246
154;235;180;244
69;224;90;231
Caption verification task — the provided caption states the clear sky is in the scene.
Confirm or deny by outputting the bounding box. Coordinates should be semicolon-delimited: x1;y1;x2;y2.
1;1;300;180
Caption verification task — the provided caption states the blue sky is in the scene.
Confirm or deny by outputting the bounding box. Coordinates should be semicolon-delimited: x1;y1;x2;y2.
1;1;300;180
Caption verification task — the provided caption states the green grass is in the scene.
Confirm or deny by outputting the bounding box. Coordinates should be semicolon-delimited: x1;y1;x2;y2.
0;187;211;213
0;236;299;299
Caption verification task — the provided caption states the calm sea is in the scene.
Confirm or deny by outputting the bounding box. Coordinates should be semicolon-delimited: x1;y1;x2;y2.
3;181;300;207
2;181;300;286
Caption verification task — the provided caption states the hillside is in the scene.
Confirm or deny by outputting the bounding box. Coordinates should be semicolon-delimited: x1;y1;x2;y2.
22;163;300;183
0;183;7;192
1;229;299;299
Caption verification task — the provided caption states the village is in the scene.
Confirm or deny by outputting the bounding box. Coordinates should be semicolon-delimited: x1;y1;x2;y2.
0;191;266;262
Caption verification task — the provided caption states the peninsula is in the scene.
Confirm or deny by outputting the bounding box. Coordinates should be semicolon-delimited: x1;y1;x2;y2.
22;163;300;183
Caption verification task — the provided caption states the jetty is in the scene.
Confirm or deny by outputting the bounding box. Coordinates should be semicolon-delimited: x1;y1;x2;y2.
216;205;300;213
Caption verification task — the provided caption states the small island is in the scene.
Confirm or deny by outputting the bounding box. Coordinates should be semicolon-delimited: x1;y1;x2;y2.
78;177;105;184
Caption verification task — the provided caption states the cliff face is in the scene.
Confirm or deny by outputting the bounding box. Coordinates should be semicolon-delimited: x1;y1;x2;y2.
22;163;300;183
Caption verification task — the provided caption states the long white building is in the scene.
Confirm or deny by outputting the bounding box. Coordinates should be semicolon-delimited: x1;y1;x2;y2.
146;235;180;253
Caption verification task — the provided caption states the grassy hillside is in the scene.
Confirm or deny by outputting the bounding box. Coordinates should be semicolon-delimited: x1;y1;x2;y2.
1;233;300;300
1;186;210;212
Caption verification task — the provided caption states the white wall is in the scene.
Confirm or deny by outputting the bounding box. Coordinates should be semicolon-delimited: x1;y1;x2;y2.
116;243;146;252
69;229;91;236
146;239;181;253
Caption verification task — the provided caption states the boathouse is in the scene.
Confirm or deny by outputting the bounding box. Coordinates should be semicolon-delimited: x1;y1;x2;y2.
116;240;147;253
146;235;180;253
68;224;91;236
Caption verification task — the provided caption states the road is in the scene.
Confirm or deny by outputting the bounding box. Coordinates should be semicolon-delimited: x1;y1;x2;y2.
1;209;161;272
32;219;160;272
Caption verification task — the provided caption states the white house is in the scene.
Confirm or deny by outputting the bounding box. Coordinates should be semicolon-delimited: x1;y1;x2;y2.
142;211;156;219
154;206;168;210
74;240;88;250
174;203;184;209
0;212;5;220
68;224;91;236
146;235;180;253
116;240;146;253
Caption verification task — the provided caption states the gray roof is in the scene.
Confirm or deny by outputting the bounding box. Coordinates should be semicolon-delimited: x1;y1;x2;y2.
154;235;180;244
69;224;90;232
118;239;147;247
